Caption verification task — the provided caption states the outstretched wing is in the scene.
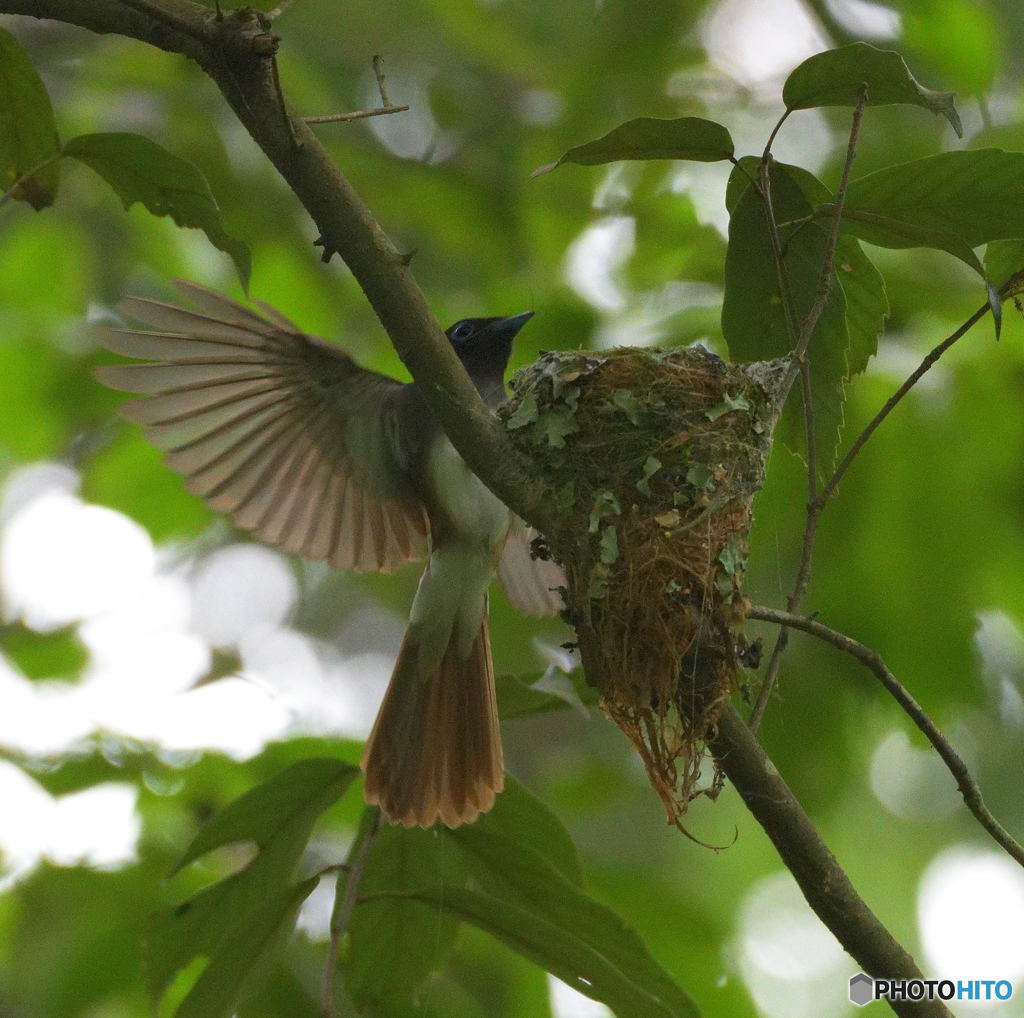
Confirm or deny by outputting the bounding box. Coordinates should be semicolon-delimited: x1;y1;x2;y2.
95;280;429;573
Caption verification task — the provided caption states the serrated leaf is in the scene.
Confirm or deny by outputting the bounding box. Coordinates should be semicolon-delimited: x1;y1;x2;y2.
833;231;888;375
401;883;701;1018
346;824;468;1010
174;758;357;873
722;160;851;473
759;158;888;375
0;27;60;208
63;132;250;286
535;116;734;176
783;42;962;137
829;150;1024;279
984;238;1024;293
834;207;984;274
174;877;318;1018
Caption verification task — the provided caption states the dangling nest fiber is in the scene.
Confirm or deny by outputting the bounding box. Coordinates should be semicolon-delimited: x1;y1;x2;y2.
501;346;783;828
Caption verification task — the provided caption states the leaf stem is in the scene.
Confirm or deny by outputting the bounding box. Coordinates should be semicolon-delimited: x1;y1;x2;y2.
320;808;381;1017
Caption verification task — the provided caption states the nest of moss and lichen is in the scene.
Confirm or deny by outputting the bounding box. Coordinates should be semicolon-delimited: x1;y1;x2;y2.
500;345;783;828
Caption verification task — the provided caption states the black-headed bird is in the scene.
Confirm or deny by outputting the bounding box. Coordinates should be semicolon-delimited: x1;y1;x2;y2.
95;282;564;827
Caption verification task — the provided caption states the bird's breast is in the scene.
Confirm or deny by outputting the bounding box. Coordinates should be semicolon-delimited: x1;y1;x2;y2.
424;433;512;553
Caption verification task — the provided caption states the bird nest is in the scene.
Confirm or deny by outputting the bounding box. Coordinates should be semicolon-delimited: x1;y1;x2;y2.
501;345;782;828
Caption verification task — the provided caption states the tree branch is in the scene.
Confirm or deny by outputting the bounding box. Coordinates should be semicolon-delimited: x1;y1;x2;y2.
1;0;555;537
748;605;1024;869
709;705;952;1018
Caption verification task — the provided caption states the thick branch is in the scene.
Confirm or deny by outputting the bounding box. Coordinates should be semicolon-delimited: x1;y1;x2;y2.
2;0;554;536
709;706;951;1018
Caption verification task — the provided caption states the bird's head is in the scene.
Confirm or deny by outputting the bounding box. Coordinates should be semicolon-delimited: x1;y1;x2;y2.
444;312;533;402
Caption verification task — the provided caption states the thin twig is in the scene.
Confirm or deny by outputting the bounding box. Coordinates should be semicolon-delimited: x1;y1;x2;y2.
803;86;867;334
750;87;868;732
748;604;1024;869
778;83;869;402
372;54;391;106
761;109;792;159
304;54;408;127
304;105;409;125
758;155;801;351
320;808;381;1017
266;0;301;19
819;297;994;507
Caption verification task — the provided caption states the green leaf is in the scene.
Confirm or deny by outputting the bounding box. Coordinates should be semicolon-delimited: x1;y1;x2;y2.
599;524;619;564
783;42;962;137
834;207;984;274
0;27;60;208
452;774;584;887
722;160;852;472
505;391;540;429
496;670;598;720
63;132;250;285
636;454;662;495
402;884;701;1018
148;759;356;1009
0;621;87;681
704;392;750;421
717;534;746;575
588;490;621;532
346;824;468;1011
758;158;888;375
174;878;319;1018
985;238;1024;295
828;150;1024;277
173;758;357;873
613;389;644;425
833;230;889;376
538;405;579;447
535;116;734;176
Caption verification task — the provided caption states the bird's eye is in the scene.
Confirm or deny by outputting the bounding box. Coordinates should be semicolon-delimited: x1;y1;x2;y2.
450;321;475;341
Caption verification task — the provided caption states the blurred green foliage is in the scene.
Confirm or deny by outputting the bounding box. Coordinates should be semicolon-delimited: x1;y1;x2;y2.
2;1;1024;1016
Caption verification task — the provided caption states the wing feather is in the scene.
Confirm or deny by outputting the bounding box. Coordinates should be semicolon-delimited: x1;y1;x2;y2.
96;283;429;572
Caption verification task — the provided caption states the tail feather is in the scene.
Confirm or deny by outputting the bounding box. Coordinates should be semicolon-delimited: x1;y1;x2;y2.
362;614;503;827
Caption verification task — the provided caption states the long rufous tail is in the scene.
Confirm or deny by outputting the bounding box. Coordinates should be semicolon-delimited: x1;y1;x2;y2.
361;613;504;827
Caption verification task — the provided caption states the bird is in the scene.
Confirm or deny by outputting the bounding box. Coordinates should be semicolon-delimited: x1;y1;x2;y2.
94;281;565;828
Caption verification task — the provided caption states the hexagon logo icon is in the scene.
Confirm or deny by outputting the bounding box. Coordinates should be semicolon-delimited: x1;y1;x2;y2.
849;972;874;1006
